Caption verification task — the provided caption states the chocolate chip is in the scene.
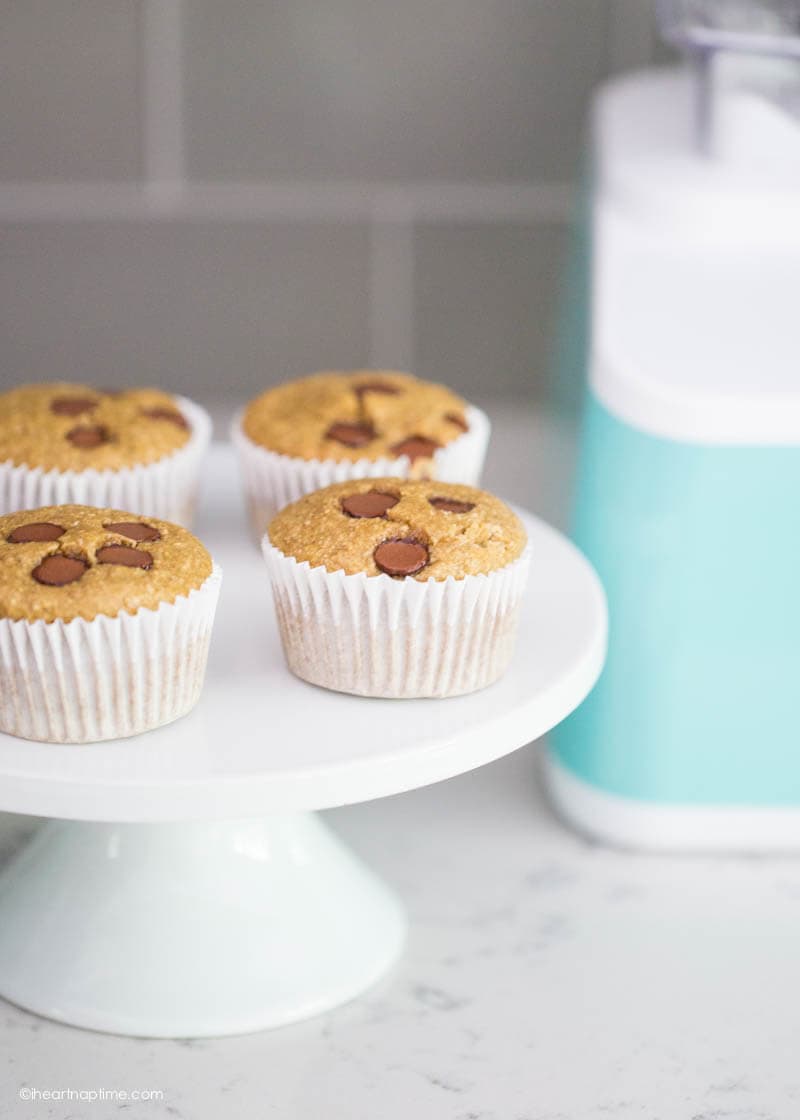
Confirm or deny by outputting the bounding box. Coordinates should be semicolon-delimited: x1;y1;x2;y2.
341;491;399;518
325;421;375;448
51;397;98;417
445;411;469;432
354;381;401;397
96;545;153;569
428;497;475;514
374;537;429;577
390;435;440;462
66;424;111;449
32;555;87;586
103;521;161;542
8;522;65;543
140;407;189;430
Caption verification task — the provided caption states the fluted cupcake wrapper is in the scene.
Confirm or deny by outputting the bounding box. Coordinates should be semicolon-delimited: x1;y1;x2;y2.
233;404;491;542
0;396;211;527
0;564;222;743
262;541;530;699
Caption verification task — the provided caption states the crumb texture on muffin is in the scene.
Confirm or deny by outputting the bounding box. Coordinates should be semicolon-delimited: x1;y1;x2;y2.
268;478;526;580
0;383;191;471
242;370;470;462
0;504;213;622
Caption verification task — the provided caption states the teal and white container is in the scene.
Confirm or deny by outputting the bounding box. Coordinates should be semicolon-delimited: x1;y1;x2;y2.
547;47;800;850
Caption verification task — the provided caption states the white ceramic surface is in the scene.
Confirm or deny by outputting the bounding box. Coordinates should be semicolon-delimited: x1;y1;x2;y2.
0;443;606;1038
0;814;406;1038
0;445;607;823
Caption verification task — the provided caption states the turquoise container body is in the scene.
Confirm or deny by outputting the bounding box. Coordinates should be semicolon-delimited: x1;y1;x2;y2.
552;393;800;807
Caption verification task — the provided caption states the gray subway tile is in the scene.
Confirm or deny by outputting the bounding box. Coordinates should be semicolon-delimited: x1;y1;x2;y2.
414;221;567;401
0;1;141;180
0;222;371;405
185;0;610;182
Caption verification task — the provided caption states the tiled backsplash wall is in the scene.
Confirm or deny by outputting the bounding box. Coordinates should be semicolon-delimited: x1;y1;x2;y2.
0;1;665;409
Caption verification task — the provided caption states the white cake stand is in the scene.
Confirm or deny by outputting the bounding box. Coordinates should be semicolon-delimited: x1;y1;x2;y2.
0;447;606;1038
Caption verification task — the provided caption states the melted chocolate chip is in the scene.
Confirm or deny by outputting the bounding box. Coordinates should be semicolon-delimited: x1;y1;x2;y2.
325;421;375;448
32;555;87;586
428;497;475;514
141;406;189;430
66;424;111;449
96;545;153;569
103;521;161;542
341;491;399;518
444;411;469;432
354;381;401;397
374;537;429;577
51;397;98;417
390;435;440;462
8;522;65;543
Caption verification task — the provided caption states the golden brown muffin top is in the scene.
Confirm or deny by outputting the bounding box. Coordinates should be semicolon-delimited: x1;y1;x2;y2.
0;504;213;622
242;370;470;463
268;478;526;581
0;383;192;471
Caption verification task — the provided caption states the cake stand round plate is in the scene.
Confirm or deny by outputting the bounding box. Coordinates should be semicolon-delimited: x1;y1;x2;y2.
0;446;607;1037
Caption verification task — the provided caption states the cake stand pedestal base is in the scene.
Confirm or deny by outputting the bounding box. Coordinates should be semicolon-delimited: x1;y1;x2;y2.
0;813;406;1038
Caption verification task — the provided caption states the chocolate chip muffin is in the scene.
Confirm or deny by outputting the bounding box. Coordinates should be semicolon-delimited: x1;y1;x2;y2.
0;504;213;622
242;370;470;463
233;370;490;540
0;504;221;742
268;478;526;580
263;479;530;699
0;383;191;472
0;383;211;526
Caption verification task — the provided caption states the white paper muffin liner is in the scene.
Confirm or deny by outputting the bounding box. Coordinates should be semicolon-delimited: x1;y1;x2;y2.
0;564;222;743
0;395;211;527
262;541;531;699
233;404;490;541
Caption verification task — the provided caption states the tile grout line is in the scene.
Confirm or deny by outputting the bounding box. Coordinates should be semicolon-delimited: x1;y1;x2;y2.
0;181;576;223
141;0;186;202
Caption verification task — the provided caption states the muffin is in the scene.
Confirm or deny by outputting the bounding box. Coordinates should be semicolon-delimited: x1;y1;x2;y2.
263;478;530;698
233;370;490;539
0;383;211;525
0;504;222;742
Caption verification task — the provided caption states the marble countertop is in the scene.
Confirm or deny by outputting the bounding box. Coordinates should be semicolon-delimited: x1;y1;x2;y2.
2;405;799;1119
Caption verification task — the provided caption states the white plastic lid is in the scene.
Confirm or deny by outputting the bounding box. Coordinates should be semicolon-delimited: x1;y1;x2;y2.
592;69;800;445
